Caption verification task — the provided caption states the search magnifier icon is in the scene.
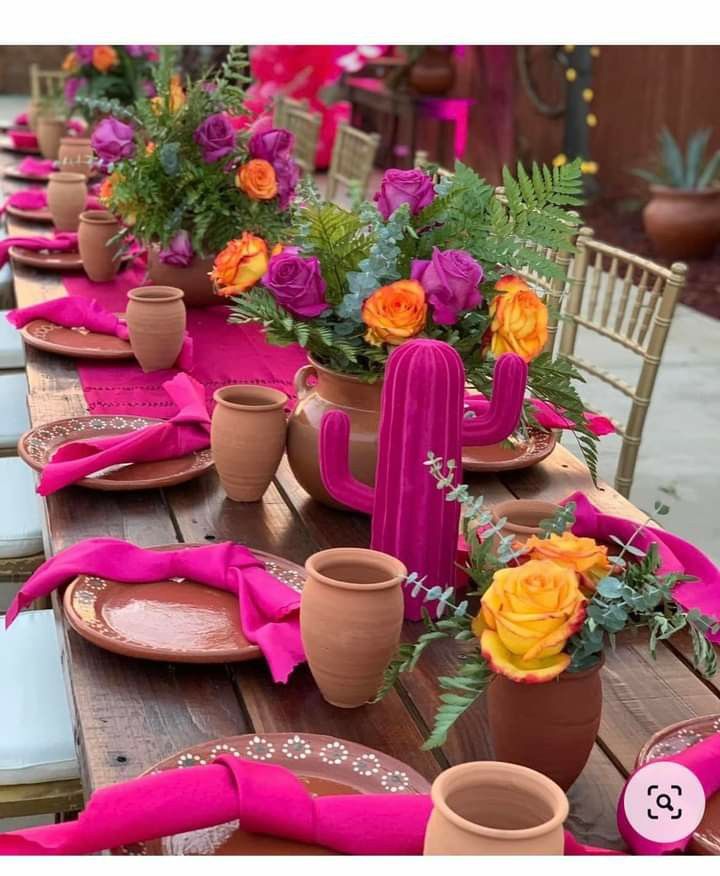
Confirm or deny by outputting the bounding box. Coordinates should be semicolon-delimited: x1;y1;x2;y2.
656;793;674;812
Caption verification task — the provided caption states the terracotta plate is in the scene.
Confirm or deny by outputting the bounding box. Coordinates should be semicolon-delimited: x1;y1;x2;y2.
18;415;214;491
20;318;134;360
115;733;430;855
462;427;556;473
9;246;133;272
0;135;40;155
637;714;720;855
5;203;53;223
63;546;305;663
2;164;51;183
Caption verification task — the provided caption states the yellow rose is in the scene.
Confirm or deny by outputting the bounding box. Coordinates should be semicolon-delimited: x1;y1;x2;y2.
362;279;428;346
473;560;586;683
236;159;278;201
62;51;78;73
92;45;119;74
211;233;269;296
525;532;611;592
489;275;548;362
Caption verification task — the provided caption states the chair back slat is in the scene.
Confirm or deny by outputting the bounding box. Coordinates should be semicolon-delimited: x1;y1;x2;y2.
272;95;305;130
327;123;380;202
637;275;663;346
614;262;635;333
626;269;649;339
600;257;619;327
30;64;66;103
586;252;603;322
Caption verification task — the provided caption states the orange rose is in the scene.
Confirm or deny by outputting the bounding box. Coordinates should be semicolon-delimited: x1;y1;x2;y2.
99;170;121;205
211;233;269;296
489;275;548;362
362;280;428;346
236;159;278;201
92;45;118;74
145;142;156;155
150;75;186;115
525;532;612;592
62;51;78;73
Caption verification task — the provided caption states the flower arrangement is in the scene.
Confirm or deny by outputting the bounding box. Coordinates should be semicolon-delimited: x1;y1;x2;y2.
93;47;299;261
376;454;719;748
62;45;159;118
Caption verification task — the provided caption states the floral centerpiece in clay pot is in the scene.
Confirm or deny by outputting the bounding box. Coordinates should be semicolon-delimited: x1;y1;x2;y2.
91;46;298;306
219;158;605;502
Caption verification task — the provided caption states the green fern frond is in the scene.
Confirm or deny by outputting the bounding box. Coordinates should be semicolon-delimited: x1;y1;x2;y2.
422;655;493;749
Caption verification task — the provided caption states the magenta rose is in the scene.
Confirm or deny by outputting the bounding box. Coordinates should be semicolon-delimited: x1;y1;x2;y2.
273;156;300;209
411;248;484;325
124;45;156;58
263;250;328;318
90;117;136;165
158;230;194;267
64;77;85;105
74;45;95;64
249;128;295;163
193;113;236;163
374;168;434;220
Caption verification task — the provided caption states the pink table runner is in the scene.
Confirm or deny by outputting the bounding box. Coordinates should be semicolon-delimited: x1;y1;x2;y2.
63;261;308;418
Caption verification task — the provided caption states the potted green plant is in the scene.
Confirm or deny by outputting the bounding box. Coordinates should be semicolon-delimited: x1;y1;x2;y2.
633;127;720;259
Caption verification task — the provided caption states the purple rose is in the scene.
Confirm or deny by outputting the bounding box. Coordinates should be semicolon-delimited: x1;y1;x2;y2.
64;77;85;105
193;113;236;163
90;117;136;165
249;127;295;163
263;251;328;318
158;230;194;267
273;156;300;209
374;168;435;220
124;44;155;58
411;248;484;325
141;79;156;98
75;45;95;64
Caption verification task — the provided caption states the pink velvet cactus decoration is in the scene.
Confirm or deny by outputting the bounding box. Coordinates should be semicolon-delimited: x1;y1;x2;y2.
319;339;527;620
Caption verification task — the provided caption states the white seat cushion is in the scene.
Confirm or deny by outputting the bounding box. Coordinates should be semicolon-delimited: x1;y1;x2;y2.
0;609;79;784
0;371;29;448
0;457;43;558
0;310;25;369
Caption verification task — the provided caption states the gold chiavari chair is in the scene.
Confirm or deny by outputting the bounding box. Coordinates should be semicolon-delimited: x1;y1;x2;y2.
272;94;306;130
283;103;322;175
30;63;67;104
326;123;380;203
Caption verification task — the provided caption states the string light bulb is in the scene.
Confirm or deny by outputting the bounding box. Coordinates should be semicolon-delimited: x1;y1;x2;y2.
582;88;594;102
566;68;577;82
552;153;568;167
590;46;601;57
586;113;598;127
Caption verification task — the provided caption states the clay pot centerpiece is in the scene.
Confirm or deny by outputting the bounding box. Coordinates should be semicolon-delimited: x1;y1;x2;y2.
489;499;564;545
58;137;94;177
36;117;67;160
47;172;87;232
77;210;123;282
125;286;186;373
147;246;217;308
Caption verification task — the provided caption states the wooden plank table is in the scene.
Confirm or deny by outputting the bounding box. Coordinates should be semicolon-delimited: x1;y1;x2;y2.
4;162;719;852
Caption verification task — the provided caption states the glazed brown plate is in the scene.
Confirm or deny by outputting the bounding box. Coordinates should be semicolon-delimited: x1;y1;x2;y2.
20;317;134;360
637;714;720;855
115;733;430;855
3;164;51;183
462;427;556;473
5;203;53;223
10;246;133;272
63;546;305;663
18;415;214;491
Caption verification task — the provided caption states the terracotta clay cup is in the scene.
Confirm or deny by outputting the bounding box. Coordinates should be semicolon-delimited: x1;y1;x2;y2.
125;286;186;373
301;547;406;708
36;117;66;159
211;385;288;502
423;761;569;855
78;210;122;282
487;657;604;791
643;185;720;260
47;172;87;232
490;499;563;545
58;136;94;177
147;246;217;308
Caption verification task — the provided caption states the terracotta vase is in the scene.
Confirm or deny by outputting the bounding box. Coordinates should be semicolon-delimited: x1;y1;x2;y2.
78;210;122;282
58;137;94;177
287;360;383;507
125;286;186;373
423;761;569;855
36;117;66;159
487;658;604;790
211;385;288;502
489;499;563;545
47;172;87;232
301;547;406;708
408;47;455;95
147;246;217;308
643;185;720;260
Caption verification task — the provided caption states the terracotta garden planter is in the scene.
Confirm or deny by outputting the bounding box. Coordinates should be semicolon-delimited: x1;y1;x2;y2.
301;547;405;708
286;359;382;507
36;117;66;160
489;499;563;545
147;246;217;308
58;137;94;177
211;385;288;502
643;185;720;260
78;210;122;282
487;657;604;790
47;172;87;232
408;47;455;95
125;286;186;373
423;761;568;855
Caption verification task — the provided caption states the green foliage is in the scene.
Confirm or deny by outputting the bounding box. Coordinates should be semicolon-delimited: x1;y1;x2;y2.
423;656;493;749
633;127;720;190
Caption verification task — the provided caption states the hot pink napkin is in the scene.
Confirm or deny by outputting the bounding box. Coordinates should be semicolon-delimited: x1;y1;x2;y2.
5;539;303;682
0;189;102;216
34;373;209;495
565;491;720;641
9;129;38;149
17;156;55;176
465;395;615;437
0;232;77;268
13;111;29;126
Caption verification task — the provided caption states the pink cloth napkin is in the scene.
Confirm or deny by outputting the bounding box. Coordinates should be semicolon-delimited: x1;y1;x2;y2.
17;156;55;176
9;129;38;149
5;540;303;683
34;372;209;495
566;491;720;640
0;189;102;216
0;232;78;268
13;111;29;126
465;395;615;437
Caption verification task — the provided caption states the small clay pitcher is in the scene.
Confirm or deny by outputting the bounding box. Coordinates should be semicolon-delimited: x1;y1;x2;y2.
125;286;186;373
47;172;87;232
78;210;122;282
58;137;94;177
211;385;288;502
490;499;563;545
147;246;217;308
301;547;406;708
36;117;66;159
423;761;569;855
